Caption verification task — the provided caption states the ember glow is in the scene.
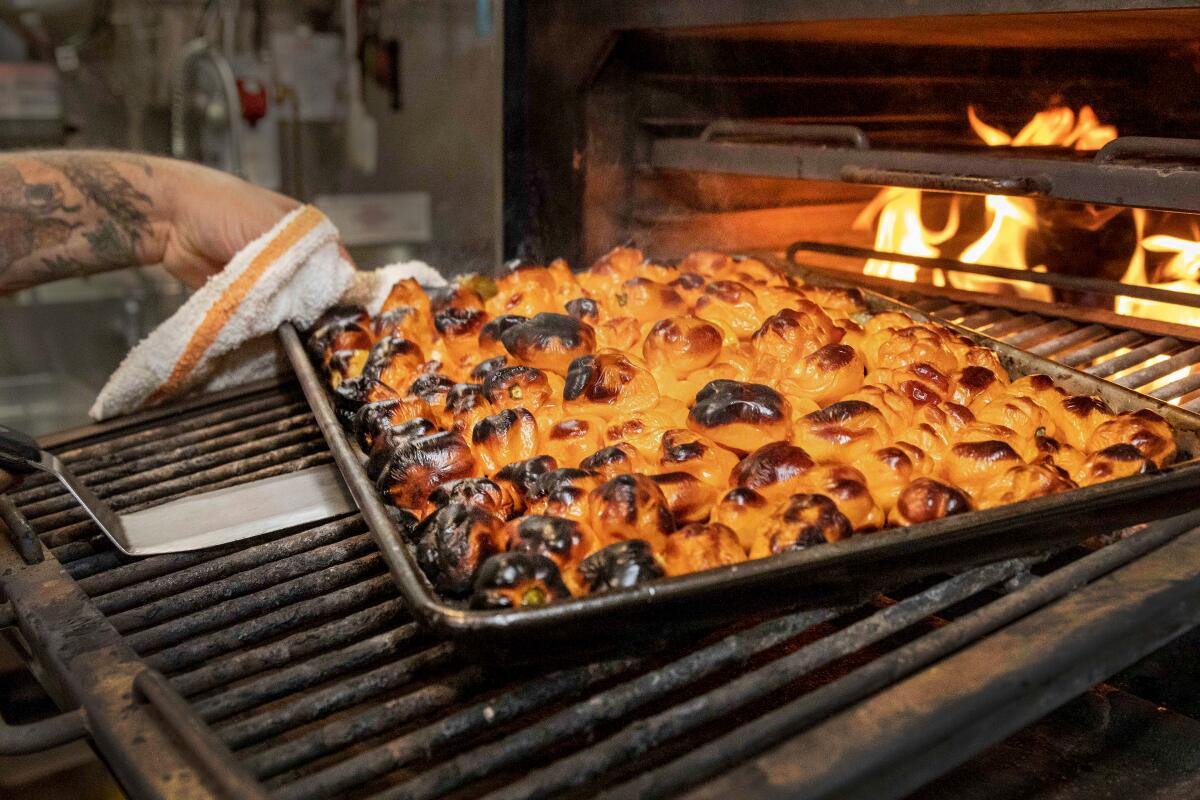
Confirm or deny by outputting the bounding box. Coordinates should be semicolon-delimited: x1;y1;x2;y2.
861;105;1200;333
859;105;1118;300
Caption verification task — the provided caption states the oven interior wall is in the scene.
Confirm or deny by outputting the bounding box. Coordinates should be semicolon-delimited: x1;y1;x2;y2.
513;6;1200;266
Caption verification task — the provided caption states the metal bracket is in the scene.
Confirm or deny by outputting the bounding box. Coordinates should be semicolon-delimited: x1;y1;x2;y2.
135;670;271;800
1095;136;1200;165
699;119;870;149
0;494;44;564
839;165;1050;197
0;706;88;756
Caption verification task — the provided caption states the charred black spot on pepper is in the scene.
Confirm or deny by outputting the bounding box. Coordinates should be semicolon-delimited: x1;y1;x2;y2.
472;408;533;445
958;365;997;392
429;477;510;516
445;383;487;415
671;271;705;290
732;442;815;489
500;312;596;360
896;478;972;523
469;552;571;609
434;306;487;337
1062;395;1113;417
689;380;789;427
353;399;402;451
483;366;548;405
578;540;665;593
414;503;505;595
469;355;509;383
951;440;1021;463
408;373;455;405
495;455;559;503
564;297;600;322
804;399;879;425
509;515;585;560
580;445;636;471
366;418;438;481
479;314;527;348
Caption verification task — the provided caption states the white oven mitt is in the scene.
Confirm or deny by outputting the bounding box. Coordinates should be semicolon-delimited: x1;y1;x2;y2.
89;204;446;420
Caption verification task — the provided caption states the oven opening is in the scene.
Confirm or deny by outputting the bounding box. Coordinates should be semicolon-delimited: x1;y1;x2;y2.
564;9;1200;408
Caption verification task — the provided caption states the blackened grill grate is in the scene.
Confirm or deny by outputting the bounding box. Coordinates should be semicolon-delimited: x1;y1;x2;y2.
5;322;1200;799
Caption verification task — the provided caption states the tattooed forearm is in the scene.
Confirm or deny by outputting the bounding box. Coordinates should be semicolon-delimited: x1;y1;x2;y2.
0;151;167;293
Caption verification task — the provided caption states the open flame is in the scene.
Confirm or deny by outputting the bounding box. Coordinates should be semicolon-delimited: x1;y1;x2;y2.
857;104;1200;402
1116;213;1200;327
967;104;1117;151
857;104;1115;301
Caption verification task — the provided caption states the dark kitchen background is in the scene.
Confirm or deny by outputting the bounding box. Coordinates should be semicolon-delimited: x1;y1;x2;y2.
0;0;501;437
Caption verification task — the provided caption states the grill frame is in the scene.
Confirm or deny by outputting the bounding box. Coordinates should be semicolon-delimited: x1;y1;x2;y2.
3;349;1200;798
277;259;1200;650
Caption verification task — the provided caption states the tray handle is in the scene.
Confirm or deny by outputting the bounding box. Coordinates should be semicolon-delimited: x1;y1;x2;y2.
699;119;870;149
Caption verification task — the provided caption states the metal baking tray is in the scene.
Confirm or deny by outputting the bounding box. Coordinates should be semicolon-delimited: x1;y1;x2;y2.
277;258;1200;651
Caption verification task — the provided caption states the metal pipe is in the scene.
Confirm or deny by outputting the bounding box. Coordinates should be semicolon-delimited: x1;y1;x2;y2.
144;574;396;673
0;707;88;756
787;240;1200;312
134;670;269;800
172;598;408;697
171;37;244;177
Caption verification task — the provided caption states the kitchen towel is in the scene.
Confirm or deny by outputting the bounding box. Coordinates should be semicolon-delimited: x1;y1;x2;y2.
90;204;445;420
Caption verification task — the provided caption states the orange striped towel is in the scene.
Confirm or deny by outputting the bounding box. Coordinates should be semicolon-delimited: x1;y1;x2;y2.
90;204;445;420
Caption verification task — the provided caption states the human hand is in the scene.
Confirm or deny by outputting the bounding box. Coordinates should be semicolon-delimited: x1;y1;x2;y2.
155;159;301;288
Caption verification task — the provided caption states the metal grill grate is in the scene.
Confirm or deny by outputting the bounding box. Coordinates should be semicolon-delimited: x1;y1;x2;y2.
5;345;1200;799
900;294;1200;411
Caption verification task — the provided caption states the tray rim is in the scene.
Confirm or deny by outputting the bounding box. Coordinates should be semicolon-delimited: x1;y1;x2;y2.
277;262;1200;642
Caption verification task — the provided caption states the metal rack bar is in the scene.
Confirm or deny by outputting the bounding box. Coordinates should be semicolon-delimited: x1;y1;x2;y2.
787;241;1200;311
652;134;1200;213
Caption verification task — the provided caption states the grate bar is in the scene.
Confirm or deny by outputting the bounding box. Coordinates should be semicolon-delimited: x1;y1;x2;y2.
600;511;1200;800
1113;345;1200;390
125;554;387;655
217;642;458;750
680;517;1200;800
1026;324;1109;357
956;308;1010;329
12;402;311;504
359;608;841;800
1150;369;1200;402
108;533;374;634
977;313;1043;339
248;669;488;781
172;598;407;698
1057;330;1144;368
86;517;364;610
272;658;645;800
10;391;305;500
143;574;397;674
195;622;424;724
53;390;300;457
1001;318;1076;349
1084;338;1179;379
483;558;1028;800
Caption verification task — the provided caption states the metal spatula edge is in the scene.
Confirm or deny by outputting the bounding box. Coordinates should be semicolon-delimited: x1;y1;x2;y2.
1;423;356;557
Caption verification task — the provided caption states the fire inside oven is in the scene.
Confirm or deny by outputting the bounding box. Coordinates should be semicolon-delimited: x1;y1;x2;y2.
517;8;1200;408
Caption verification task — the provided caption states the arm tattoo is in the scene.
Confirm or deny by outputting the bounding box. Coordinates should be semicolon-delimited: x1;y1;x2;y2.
0;152;156;292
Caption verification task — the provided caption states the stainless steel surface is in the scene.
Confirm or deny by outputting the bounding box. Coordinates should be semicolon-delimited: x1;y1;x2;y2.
2;420;352;556
118;465;354;556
